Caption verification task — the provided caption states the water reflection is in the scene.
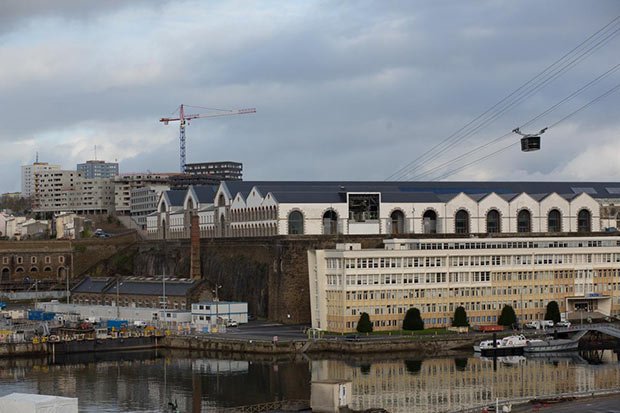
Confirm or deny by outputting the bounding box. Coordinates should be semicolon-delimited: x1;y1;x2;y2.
0;349;618;412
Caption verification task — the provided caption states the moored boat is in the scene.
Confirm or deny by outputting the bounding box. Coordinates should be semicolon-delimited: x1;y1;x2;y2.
474;334;528;355
524;337;579;353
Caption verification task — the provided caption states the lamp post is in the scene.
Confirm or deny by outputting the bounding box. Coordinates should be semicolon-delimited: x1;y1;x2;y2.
213;285;222;327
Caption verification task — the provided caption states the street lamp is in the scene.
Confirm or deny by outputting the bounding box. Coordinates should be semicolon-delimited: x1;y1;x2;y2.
212;285;222;327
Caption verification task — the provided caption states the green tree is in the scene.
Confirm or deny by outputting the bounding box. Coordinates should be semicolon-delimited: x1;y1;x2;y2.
403;307;424;331
356;312;373;333
498;304;517;327
452;306;469;327
545;300;561;323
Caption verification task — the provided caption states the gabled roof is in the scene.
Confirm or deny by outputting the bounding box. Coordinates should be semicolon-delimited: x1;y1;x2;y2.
199;181;620;205
166;189;186;207
192;185;219;203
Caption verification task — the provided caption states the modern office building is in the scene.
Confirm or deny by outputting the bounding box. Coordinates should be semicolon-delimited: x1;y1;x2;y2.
184;161;243;180
308;237;620;332
21;162;61;198
77;160;119;179
130;185;170;229
113;173;174;215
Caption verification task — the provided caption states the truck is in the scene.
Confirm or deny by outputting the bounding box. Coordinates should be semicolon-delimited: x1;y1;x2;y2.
477;325;504;332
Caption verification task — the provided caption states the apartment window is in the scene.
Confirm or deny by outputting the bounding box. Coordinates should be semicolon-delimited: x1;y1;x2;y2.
31;256;37;264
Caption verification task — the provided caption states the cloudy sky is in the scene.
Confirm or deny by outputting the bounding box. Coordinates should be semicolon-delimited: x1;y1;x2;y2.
1;1;619;193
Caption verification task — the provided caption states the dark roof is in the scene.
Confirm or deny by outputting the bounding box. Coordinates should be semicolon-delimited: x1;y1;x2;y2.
166;189;186;206
113;277;196;296
192;185;219;203
72;277;112;294
215;181;620;204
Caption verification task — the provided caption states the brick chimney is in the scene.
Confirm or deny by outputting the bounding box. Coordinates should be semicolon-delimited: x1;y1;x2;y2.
190;212;201;279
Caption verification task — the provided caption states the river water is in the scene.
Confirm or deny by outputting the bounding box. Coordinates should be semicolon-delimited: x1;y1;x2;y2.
0;349;618;413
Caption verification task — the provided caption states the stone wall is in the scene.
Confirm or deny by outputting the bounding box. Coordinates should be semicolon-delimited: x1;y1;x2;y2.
133;235;386;324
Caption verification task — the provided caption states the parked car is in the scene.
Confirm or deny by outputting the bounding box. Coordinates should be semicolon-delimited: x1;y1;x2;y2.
226;320;238;327
555;320;571;328
524;321;538;329
344;334;360;342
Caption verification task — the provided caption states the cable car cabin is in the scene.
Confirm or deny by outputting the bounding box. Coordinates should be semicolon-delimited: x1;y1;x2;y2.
521;136;541;152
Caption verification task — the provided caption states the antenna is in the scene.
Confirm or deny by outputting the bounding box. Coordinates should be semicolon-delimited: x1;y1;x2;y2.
94;145;97;161
35;151;39;163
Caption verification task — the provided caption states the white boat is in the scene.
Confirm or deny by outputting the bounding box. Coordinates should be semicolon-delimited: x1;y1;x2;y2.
524;337;580;353
474;334;528;353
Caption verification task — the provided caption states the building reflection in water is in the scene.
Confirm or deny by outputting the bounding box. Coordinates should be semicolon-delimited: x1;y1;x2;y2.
311;351;620;413
0;350;618;412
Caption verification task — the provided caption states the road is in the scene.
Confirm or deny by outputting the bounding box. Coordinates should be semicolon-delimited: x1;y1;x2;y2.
507;393;620;413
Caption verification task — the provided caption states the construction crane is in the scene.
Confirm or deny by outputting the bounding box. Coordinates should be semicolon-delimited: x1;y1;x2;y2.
160;104;256;172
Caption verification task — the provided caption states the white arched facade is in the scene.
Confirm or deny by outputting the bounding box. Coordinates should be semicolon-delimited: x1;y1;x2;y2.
147;183;615;239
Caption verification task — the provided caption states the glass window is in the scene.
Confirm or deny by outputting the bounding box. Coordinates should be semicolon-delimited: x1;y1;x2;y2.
455;210;469;234
486;210;501;233
548;209;562;232
288;211;304;235
517;209;531;233
577;209;591;232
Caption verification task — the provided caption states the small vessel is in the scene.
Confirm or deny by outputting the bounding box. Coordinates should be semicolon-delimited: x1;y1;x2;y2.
524;337;580;353
474;334;528;355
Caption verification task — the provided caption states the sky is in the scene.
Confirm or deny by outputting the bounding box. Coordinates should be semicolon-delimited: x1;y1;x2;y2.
1;1;619;193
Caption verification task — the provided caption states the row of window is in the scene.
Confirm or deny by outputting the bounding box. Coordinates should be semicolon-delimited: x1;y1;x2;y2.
290;208;594;234
1;256;64;265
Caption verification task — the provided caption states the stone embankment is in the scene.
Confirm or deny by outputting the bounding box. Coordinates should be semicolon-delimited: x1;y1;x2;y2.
162;334;477;356
1;334;478;358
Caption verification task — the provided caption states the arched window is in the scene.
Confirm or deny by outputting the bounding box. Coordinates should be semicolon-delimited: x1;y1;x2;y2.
217;194;226;207
30;266;38;273
288;211;304;235
323;210;338;235
455;210;470;234
548;209;562;232
517;209;531;233
577;209;591;233
390;210;405;235
159;202;167;213
422;210;437;234
1;268;9;283
486;210;501;233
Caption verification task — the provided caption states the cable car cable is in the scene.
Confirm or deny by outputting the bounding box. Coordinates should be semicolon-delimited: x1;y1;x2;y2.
430;81;620;180
393;24;620;181
386;16;620;181
407;63;620;180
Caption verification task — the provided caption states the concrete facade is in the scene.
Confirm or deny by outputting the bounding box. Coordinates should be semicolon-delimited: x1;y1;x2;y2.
77;160;119;179
308;236;620;333
21;162;61;198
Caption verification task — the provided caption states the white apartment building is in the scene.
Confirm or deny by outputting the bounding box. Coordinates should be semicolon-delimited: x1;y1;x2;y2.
308;237;620;333
33;170;115;214
21;162;61;198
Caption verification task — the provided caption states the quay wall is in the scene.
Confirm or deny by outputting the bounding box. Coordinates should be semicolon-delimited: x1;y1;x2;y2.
0;335;477;358
162;335;477;356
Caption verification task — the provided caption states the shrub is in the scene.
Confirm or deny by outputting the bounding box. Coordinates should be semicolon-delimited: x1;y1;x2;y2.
452;306;469;327
356;312;373;333
403;307;424;331
498;305;517;327
545;300;561;323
